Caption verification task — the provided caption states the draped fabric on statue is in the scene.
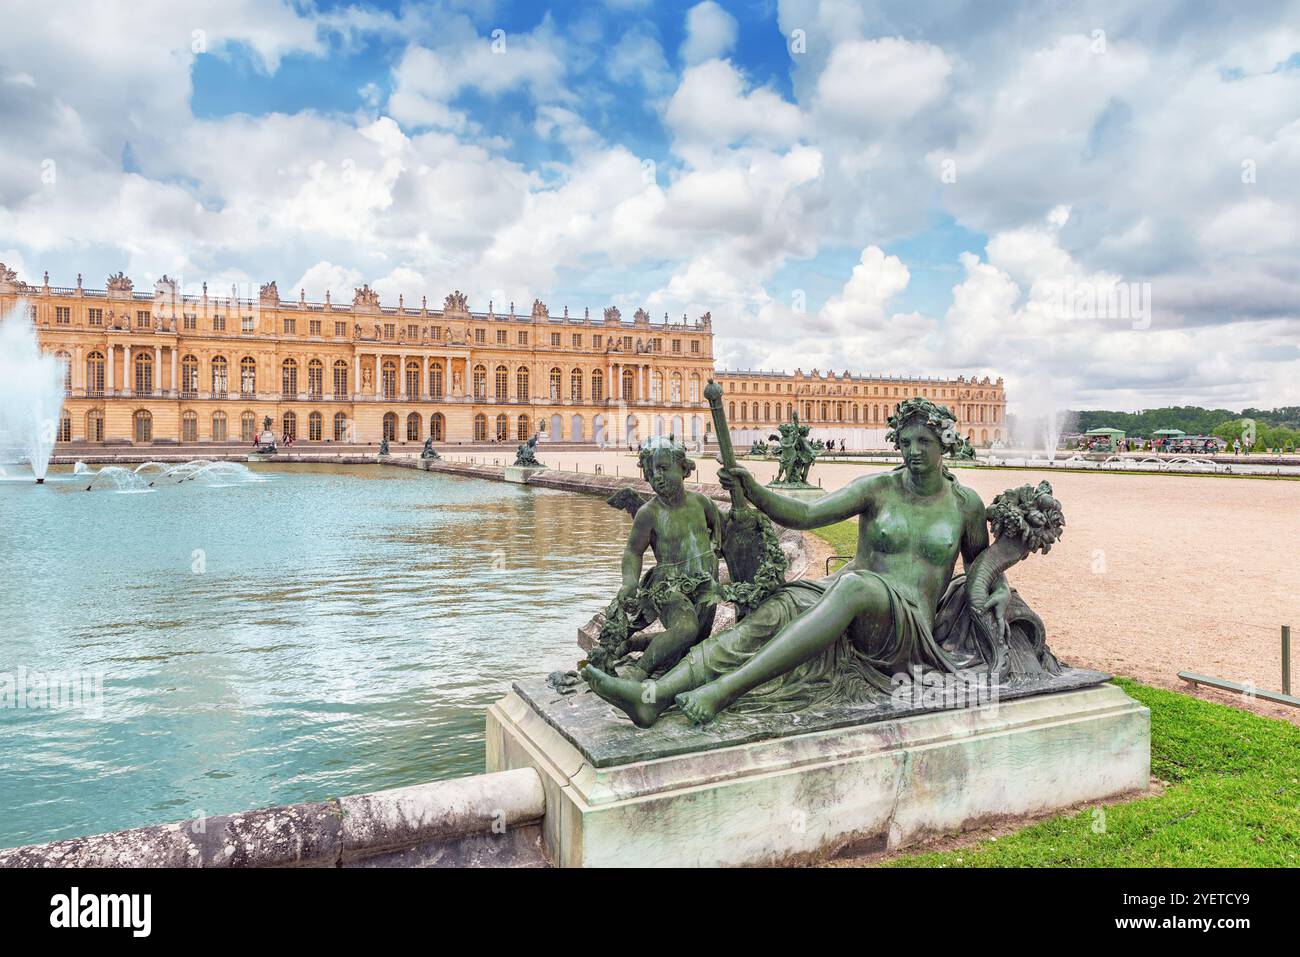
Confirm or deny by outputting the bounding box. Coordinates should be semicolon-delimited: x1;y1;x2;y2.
679;570;1060;715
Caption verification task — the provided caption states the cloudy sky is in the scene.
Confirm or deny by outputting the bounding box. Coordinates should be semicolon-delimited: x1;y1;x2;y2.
1;0;1296;413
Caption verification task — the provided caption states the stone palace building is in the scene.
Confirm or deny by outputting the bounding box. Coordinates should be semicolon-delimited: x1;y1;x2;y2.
2;266;1006;448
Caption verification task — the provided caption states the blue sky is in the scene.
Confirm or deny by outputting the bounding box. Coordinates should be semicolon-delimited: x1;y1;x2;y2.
1;0;1297;412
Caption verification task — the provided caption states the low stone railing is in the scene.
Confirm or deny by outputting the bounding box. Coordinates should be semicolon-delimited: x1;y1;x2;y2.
0;768;546;868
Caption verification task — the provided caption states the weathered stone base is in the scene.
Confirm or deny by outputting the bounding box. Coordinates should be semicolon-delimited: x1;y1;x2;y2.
504;465;546;483
486;683;1149;867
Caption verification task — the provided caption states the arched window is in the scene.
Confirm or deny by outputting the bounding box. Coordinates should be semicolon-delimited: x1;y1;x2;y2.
56;351;71;391
517;414;530;440
652;371;663;401
516;366;529;402
570;368;583;401
86;352;105;396
550;367;562;400
133;409;152;443
308;359;323;397
406;412;421;441
473;413;487;441
211;356;228;397
571;414;585;441
495;365;509;398
240;357;256;396
621;367;635;401
670;372;682;402
333;360;348;397
689;373;701;403
381;361;397;399
495;414;508;440
134;352;153;394
175;354;196;396
591;369;604;402
181;410;198;443
212;411;228;442
334;413;349;442
382;412;397;442
472;365;487;400
86;409;104;442
282;358;298;396
430;413;444;442
405;361;420;399
429;363;443;398
58;413;71;442
241;411;257;442
728;402;736;420
309;411;323;441
282;411;297;440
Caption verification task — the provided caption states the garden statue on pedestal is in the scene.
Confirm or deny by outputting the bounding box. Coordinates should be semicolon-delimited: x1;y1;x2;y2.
769;413;819;488
514;433;543;467
421;437;440;460
583;395;1066;727
254;415;277;455
378;437;390;457
749;439;769;457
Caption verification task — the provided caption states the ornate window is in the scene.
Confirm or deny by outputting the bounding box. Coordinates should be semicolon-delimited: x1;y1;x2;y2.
86;352;105;396
430;413;444;442
381;361;397;399
550;367;562;401
570;368;583;401
670;372;682;402
133;409;153;443
495;365;509;398
622;368;635;401
517;414;530;440
212;411;228;442
182;411;198;443
333;360;348;397
495;414;508;441
86;409;104;442
308;359;323;397
241;411;257;442
406;413;421;441
240;357;256;396
58;414;71;442
472;365;487;400
473;413;487;441
334;413;349;441
282;411;297;440
282;359;298;397
382;412;397;442
309;411;323;442
134;352;153;394
405;362;420;398
428;363;443;398
516;366;529;402
181;355;198;397
591;369;604;402
211;356;228;397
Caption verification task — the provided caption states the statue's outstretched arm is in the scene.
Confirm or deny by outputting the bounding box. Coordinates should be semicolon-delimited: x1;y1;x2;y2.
746;476;869;530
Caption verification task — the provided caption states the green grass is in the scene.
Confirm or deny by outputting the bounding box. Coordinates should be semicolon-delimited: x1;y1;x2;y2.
887;679;1300;867
809;524;1300;867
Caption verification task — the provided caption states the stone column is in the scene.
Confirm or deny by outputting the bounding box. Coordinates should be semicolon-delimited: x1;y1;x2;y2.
154;345;162;395
399;352;407;397
171;347;178;395
354;354;360;399
107;345;115;392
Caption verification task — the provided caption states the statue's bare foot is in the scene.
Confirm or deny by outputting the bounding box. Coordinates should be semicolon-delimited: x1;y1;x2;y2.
675;684;728;725
581;666;665;728
617;663;648;683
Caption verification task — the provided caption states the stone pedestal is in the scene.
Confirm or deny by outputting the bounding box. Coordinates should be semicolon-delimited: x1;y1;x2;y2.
486;674;1148;867
504;465;545;484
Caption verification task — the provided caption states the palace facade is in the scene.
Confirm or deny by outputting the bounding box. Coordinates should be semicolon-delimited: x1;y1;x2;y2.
715;368;1007;448
2;266;1005;448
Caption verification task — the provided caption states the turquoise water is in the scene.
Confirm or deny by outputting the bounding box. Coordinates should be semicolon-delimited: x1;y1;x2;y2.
0;464;626;849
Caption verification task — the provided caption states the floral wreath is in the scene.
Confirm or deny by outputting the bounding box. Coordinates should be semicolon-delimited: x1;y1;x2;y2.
885;397;964;456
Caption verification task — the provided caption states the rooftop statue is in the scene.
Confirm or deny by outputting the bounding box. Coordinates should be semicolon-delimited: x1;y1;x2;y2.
583;395;1065;727
514;433;543;467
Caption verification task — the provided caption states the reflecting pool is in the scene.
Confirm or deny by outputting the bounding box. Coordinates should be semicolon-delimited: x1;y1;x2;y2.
0;464;625;848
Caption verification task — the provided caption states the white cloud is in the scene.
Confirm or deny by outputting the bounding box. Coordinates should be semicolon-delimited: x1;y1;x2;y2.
665;59;803;150
680;1;739;66
813;37;952;131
